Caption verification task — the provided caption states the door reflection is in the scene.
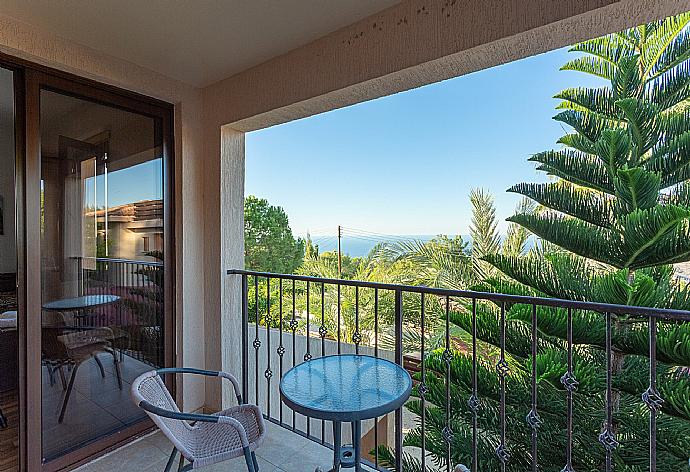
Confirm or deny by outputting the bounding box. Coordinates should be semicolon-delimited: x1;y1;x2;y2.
40;90;165;461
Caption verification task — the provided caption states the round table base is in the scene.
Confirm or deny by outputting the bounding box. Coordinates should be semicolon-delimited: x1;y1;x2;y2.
316;420;363;472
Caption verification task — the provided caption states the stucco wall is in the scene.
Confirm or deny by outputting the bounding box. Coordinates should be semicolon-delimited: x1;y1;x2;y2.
203;0;690;132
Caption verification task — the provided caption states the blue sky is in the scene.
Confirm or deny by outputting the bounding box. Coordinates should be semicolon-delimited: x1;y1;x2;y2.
85;159;163;209
246;47;604;237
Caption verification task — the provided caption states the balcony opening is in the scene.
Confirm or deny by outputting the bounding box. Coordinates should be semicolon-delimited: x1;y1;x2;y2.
241;11;690;472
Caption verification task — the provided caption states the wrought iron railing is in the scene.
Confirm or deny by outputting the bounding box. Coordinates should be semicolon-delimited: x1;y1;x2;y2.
228;269;690;472
80;257;164;367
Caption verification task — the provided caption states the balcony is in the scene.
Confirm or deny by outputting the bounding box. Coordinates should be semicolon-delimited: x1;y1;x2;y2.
39;260;689;472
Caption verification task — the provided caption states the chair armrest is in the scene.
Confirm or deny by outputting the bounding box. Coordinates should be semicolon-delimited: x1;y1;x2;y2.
138;400;250;447
217;371;243;404
156;368;244;404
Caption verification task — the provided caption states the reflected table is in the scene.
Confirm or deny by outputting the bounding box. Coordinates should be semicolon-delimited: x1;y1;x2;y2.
42;294;120;311
43;294;120;326
280;355;412;472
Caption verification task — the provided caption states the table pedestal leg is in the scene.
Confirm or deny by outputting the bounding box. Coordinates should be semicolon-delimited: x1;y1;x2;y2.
351;421;361;472
333;421;341;472
319;420;362;472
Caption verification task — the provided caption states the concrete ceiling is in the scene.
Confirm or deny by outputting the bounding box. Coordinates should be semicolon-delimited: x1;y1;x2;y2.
0;0;400;87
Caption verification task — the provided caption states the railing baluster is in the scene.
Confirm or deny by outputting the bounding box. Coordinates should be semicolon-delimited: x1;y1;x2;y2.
560;307;577;472
495;301;509;470
643;317;663;472
354;286;361;353
241;274;249;404
374;287;379;468
469;298;479;472
265;278;272;418
527;304;542;471
443;296;452;472
306;280;311;439
291;279;297;431
337;284;341;355
598;311;618;471
421;292;427;472
394;289;403;472
278;279;284;424
254;277;260;407
320;281;326;444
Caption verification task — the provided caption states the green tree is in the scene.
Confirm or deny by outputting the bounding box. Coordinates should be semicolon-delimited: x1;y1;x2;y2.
304;232;320;260
244;195;304;273
393;15;690;471
469;189;501;280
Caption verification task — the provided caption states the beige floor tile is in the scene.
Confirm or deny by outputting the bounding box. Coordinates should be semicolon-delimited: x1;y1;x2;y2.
77;422;378;472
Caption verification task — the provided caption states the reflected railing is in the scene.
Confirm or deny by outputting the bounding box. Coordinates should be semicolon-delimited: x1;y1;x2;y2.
78;257;164;367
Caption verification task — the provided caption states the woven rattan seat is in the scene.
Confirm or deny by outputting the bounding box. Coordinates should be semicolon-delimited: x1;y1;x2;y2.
132;369;266;471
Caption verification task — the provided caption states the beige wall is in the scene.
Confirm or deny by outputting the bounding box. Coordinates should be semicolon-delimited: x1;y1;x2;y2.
0;0;689;418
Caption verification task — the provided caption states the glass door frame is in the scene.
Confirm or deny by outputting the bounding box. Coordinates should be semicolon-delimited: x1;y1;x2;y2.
3;58;176;471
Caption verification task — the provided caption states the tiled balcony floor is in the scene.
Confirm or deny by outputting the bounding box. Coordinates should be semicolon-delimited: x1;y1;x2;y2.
77;420;378;472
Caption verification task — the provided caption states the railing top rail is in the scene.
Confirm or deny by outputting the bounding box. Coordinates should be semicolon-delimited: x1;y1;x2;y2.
227;268;690;320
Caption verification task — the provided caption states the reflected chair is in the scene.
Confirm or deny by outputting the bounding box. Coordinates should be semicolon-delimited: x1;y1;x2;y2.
132;368;266;472
42;311;123;422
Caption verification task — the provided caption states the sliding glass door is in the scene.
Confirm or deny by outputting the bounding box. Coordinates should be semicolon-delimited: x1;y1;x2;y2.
15;71;175;470
0;58;174;471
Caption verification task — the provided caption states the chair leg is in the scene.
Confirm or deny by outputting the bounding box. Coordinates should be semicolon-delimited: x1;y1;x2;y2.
243;447;256;472
58;366;67;390
251;451;259;471
93;355;106;378
163;448;177;472
59;364;79;423
111;350;123;390
177;453;185;472
47;365;55;386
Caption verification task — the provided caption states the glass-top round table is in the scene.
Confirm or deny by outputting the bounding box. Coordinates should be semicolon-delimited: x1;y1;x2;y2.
280;355;412;471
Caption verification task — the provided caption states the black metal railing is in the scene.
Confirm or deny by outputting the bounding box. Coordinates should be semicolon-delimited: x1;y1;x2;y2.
228;269;690;472
80;257;164;366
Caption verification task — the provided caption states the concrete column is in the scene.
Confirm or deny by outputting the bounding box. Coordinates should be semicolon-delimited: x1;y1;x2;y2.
173;96;206;412
203;124;245;411
220;126;245;408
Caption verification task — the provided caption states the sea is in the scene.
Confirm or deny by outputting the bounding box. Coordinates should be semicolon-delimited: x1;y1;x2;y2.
308;235;469;258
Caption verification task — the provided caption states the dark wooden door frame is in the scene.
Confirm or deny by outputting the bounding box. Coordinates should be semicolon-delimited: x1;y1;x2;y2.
9;62;176;472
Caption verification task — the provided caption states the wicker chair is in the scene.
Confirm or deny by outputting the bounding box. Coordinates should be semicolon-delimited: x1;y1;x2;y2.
132;368;266;472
